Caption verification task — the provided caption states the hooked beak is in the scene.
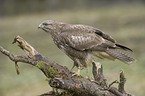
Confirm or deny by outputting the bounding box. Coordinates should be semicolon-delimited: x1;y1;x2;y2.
38;24;42;29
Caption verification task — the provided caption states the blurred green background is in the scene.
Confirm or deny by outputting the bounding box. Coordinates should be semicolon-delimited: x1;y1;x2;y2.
0;0;145;96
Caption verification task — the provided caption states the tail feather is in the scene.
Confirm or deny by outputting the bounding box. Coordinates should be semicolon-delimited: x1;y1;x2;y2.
106;49;136;64
115;44;133;52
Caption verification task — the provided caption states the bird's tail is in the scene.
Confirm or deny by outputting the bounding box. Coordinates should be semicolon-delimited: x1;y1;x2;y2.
106;49;136;64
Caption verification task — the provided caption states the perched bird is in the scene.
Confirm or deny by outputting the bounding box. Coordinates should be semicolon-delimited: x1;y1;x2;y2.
38;20;135;73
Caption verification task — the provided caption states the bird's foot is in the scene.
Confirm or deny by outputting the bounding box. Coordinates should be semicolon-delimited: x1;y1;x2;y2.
72;68;80;76
72;72;80;76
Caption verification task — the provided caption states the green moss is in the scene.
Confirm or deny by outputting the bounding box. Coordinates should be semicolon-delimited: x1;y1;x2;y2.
35;61;46;69
47;64;58;76
36;61;59;77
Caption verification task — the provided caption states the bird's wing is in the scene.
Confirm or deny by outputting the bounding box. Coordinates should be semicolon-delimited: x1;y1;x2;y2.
59;31;114;51
94;28;116;43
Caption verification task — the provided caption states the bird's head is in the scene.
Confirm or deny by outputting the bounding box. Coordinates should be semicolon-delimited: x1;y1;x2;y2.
38;20;64;32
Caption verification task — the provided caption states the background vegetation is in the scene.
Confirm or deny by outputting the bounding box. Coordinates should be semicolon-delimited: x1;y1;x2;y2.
0;0;145;96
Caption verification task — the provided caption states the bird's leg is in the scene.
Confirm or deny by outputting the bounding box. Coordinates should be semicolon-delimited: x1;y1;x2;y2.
72;66;81;76
71;62;81;76
77;66;81;75
70;64;75;71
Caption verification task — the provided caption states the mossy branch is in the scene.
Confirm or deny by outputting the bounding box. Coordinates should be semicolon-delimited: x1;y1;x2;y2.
0;36;135;96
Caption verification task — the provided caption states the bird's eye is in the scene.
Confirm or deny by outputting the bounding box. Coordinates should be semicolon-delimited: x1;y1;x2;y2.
42;23;52;26
42;23;48;26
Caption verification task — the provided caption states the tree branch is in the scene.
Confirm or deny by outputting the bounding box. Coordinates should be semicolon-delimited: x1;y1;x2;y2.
49;78;115;96
0;46;37;65
0;35;135;96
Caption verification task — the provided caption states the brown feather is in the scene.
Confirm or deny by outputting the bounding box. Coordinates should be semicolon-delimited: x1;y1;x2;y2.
106;49;135;64
39;20;136;68
94;29;116;43
59;31;104;51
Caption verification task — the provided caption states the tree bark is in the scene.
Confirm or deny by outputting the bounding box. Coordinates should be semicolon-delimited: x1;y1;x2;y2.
0;36;135;96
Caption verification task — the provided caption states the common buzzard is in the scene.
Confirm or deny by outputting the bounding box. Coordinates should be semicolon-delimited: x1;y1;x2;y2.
38;20;135;71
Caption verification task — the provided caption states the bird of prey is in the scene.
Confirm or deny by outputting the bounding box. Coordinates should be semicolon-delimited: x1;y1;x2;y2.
38;20;135;72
